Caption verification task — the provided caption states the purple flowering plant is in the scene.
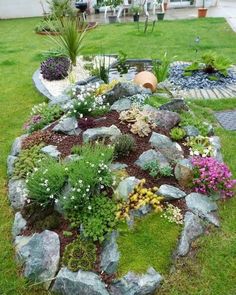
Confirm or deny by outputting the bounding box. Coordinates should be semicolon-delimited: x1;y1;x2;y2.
191;156;236;198
40;56;70;81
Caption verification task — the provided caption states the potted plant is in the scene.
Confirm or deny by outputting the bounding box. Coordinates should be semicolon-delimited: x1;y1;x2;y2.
104;0;123;23
198;0;208;18
130;5;142;22
156;0;165;20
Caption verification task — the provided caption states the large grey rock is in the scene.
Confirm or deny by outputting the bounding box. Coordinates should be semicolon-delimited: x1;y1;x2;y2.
7;155;17;176
8;179;28;210
110;267;163;295
143;106;180;131
12;212;27;238
15;230;60;289
10;134;27;156
116;177;139;200
52;116;80;135
110;162;128;171
105;82;151;104
174;158;194;187
183;125;199;137
209;136;223;162
177;212;204;256
135;149;170;169
41;145;61;159
158;185;186;200
110;98;132;112
151;110;180;131
52;267;109;295
186;193;220;227
101;231;120;274
159;99;189;113
83;125;121;142
149;132;184;162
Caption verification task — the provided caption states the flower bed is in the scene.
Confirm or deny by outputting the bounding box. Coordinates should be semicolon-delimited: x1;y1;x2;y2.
8;64;236;294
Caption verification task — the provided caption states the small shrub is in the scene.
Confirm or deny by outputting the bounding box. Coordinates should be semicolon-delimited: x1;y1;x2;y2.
13;144;48;179
24;103;63;133
117;179;163;219
81;195;117;242
26;159;66;206
114;134;136;158
63;143;114;221
184;52;231;77
143;161;173;178
35;19;60;33
40;56;70;81
69;85;109;118
191;156;236;198
170;127;186;141
185;135;213;157
62;237;96;272
116;51;129;76
34;212;61;230
21;130;53;150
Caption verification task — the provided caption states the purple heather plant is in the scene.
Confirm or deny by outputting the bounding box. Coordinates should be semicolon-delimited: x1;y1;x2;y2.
24;115;42;130
40;57;70;81
191;156;236;199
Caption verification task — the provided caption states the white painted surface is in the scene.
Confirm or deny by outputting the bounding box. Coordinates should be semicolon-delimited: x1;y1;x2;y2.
0;0;49;19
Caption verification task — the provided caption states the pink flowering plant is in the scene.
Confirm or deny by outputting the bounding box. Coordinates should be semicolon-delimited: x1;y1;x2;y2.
191;156;236;198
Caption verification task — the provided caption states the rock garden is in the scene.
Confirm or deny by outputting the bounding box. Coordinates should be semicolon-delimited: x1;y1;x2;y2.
7;41;236;294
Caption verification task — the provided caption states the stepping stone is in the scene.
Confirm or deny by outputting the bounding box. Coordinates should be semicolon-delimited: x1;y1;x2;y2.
214;110;236;131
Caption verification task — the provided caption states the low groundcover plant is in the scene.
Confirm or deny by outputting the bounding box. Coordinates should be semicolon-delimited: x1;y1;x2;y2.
191;156;236;198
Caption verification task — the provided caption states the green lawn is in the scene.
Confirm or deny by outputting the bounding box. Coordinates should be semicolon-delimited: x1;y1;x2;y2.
0;17;236;295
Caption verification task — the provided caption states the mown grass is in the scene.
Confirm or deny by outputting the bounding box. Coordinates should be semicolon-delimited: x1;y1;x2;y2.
117;213;181;276
0;17;235;295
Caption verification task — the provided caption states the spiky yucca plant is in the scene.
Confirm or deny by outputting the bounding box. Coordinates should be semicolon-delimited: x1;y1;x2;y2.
49;19;87;66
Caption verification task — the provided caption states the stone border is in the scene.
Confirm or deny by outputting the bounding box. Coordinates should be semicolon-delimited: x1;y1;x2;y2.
168;61;236;99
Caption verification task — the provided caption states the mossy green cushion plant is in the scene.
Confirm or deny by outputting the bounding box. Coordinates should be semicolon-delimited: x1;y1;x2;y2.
62;237;96;272
117;213;181;276
13;144;47;179
169;127;186;141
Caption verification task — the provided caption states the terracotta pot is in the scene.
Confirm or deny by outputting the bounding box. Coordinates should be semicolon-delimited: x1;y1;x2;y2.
133;71;157;92
198;8;208;18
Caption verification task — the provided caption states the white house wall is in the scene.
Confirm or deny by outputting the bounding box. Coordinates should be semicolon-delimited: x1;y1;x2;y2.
0;0;50;19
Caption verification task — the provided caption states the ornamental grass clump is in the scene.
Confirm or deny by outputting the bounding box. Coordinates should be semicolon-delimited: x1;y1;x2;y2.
26;159;67;206
191;156;236;198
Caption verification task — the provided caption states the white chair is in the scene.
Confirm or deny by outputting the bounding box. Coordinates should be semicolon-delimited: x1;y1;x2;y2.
152;0;164;15
117;0;133;18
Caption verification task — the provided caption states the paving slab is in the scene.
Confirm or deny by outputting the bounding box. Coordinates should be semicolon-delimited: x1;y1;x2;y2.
214;110;236;131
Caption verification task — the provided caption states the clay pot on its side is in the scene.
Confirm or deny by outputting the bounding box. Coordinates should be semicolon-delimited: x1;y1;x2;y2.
134;71;158;92
198;8;208;18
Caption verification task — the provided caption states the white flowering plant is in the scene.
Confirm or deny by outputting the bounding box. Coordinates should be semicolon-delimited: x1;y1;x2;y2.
185;135;213;157
68;83;110;118
26;159;67;206
63;143;115;224
161;203;183;225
